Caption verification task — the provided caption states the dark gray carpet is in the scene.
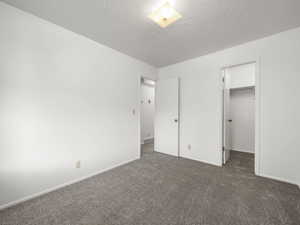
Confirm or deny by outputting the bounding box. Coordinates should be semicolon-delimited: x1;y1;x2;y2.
225;150;255;173
1;146;299;225
141;142;154;156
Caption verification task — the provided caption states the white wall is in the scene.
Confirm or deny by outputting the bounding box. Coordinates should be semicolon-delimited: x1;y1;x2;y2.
159;27;300;186
226;63;255;89
141;83;155;142
230;88;255;153
0;2;157;208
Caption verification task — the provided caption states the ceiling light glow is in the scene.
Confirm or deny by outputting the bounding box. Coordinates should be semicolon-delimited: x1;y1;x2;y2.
148;2;182;28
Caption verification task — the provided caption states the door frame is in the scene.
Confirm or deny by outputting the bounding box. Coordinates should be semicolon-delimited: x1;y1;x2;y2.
138;76;156;158
220;59;261;175
221;69;231;165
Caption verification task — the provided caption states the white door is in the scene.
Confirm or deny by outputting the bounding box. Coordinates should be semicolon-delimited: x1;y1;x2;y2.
223;70;232;164
155;78;179;157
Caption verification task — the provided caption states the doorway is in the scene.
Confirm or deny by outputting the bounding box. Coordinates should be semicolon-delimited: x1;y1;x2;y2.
140;77;180;158
222;62;257;173
140;77;156;156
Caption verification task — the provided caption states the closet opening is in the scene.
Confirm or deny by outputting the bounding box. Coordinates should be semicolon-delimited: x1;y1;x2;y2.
222;62;258;174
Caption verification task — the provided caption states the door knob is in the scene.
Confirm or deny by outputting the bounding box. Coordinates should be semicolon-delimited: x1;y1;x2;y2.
174;119;178;123
228;120;232;122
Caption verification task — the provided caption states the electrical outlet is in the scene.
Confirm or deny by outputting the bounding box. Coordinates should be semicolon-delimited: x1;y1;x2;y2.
188;144;192;150
76;161;81;169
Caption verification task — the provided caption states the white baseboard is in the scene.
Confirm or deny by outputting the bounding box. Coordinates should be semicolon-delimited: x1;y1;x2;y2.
144;136;154;140
143;137;154;141
231;148;254;154
143;137;154;144
258;173;299;187
0;157;139;211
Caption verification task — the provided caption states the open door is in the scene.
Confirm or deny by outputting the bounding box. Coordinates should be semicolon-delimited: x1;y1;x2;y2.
223;70;232;164
154;78;179;157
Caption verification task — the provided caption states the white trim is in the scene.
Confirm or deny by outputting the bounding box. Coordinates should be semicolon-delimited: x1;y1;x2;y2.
143;137;154;141
221;61;256;70
138;75;142;159
258;173;299;187
231;148;254;154
230;85;255;91
178;78;181;158
220;69;225;165
254;58;261;176
0;157;139;211
143;137;154;144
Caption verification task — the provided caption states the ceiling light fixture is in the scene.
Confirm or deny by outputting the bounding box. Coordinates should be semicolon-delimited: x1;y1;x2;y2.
148;2;182;28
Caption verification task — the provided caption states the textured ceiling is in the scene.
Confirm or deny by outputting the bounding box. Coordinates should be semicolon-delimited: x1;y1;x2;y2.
2;0;300;67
